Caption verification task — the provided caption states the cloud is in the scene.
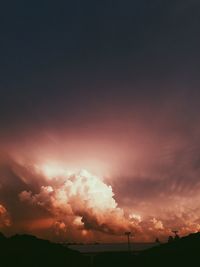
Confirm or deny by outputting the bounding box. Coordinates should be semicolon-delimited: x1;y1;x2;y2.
19;168;133;238
0;155;200;242
0;204;11;228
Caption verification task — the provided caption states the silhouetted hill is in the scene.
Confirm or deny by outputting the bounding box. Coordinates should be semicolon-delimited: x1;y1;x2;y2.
138;232;200;267
93;232;200;267
1;232;200;267
0;232;6;241
0;233;90;267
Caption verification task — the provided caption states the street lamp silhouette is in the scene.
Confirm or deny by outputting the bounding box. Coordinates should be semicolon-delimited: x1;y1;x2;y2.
125;231;131;252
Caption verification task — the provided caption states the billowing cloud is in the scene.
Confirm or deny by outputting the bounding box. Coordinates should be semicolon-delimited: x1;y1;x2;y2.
0;155;199;242
19;168;132;237
0;204;11;228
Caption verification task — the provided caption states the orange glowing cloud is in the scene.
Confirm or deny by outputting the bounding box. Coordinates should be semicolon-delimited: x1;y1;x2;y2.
19;167;132;237
0;204;11;228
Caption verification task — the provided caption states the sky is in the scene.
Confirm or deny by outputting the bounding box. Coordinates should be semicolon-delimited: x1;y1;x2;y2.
0;0;200;243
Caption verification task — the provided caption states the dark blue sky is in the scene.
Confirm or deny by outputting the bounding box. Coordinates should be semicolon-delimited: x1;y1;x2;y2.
1;0;200;134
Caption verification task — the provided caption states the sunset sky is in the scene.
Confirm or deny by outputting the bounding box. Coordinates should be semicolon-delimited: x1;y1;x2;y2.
0;1;200;243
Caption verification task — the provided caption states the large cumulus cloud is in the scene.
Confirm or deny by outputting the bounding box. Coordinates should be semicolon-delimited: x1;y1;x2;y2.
1;154;200;242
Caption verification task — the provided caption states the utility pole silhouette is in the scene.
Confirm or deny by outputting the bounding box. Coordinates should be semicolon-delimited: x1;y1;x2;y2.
125;232;131;252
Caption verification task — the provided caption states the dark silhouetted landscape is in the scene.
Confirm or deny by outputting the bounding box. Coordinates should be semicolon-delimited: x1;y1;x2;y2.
1;232;200;266
0;233;90;267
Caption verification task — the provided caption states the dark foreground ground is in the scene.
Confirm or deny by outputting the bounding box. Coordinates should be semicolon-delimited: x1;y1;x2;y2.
1;232;200;267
